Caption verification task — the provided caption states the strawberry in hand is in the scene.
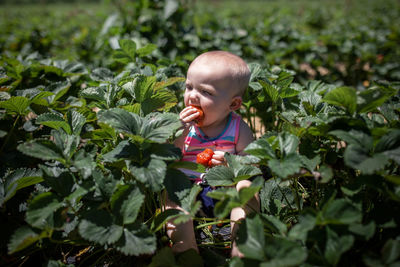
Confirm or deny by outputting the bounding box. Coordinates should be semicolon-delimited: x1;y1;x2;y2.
196;148;214;167
190;105;204;126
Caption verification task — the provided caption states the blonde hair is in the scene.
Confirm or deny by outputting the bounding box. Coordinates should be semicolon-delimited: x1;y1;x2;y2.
189;51;251;96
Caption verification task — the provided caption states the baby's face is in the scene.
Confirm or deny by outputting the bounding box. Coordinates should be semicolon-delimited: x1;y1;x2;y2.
184;61;240;127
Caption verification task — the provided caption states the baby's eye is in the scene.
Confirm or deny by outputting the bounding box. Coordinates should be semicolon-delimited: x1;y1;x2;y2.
202;90;211;96
185;85;193;90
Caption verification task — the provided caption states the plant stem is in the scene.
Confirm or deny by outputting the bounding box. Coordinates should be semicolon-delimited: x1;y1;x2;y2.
195;219;231;229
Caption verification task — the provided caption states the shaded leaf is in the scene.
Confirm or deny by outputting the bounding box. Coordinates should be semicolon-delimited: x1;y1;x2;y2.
114;223;156;256
269;154;302;179
8;226;43;254
111;185;144;224
17;139;64;162
26;192;63;229
129;159;166;192
237;214;266;261
78;209;123;245
325;226;354;266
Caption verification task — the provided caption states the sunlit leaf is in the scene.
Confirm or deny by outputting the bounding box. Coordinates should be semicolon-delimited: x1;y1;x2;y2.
323;86;357;114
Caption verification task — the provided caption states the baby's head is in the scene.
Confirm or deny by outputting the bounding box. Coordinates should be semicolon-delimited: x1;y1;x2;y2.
187;51;250;98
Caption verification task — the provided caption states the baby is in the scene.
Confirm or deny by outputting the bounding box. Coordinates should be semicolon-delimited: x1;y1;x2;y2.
166;51;259;257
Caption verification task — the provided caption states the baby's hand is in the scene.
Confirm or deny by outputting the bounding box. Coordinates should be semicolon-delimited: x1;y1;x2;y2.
179;105;204;127
209;150;226;167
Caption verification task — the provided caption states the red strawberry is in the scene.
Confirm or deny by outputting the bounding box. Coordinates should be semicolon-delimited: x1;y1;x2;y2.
190;105;204;126
197;148;214;167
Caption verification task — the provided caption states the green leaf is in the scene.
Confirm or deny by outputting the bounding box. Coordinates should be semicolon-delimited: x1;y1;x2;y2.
245;138;276;160
1;168;43;206
51;129;79;160
154;77;185;90
208;187;240;219
260;80;280;102
175;184;202;216
0;96;30;115
67;110;85;135
140;112;181;143
149;247;176;267
90;68;113;82
119;39;137;60
36;113;71;134
78;209;123;245
329;129;373;150
46;80;71;103
237;214;266;261
176;249;204;267
26;192;63;229
205;166;236;186
8;226;43;254
278;132;299;156
132;75;156;103
129;159;166;192
141;89;178;115
112;50;131;64
269;154;302;179
323;86;357;114
164;168;193;205
30;90;53;106
262;237;308;267
324;226;354;266
349;221;376;240
163;0;179;19
300;155;321;172
288;209;316;242
151;209;182;232
260;214;288;236
375;130;400;152
72;148;96;179
383;147;400;165
381;238;400;264
357;86;396;113
136;43;157;57
102;140;140;162
319;164;334;183
114;223;156;256
168;161;206;174
92;169;119;199
98;108;141;136
40;165;74;197
17;139;64;162
111;185;144;224
150;143;181;161
319;198;362;225
80;86;106;102
344;145;389;174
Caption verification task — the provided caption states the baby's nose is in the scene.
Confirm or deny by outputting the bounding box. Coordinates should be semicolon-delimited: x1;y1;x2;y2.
188;89;199;103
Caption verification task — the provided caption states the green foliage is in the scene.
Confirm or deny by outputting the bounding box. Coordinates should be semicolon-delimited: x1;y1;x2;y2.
0;0;399;266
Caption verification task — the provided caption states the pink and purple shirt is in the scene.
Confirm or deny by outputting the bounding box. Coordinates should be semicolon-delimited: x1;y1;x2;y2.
181;112;241;183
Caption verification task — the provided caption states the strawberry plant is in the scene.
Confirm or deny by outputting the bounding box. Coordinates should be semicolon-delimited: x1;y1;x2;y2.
0;0;399;266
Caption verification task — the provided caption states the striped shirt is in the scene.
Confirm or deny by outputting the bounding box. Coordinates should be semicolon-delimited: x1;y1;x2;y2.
181;112;241;183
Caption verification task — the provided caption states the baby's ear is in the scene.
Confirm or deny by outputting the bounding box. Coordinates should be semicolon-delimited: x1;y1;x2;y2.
230;96;242;111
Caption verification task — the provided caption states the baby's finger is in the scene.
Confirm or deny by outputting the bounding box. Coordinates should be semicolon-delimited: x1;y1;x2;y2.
211;151;227;166
180;110;199;123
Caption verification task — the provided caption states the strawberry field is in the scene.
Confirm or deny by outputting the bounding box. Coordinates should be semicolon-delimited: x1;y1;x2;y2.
1;0;400;266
